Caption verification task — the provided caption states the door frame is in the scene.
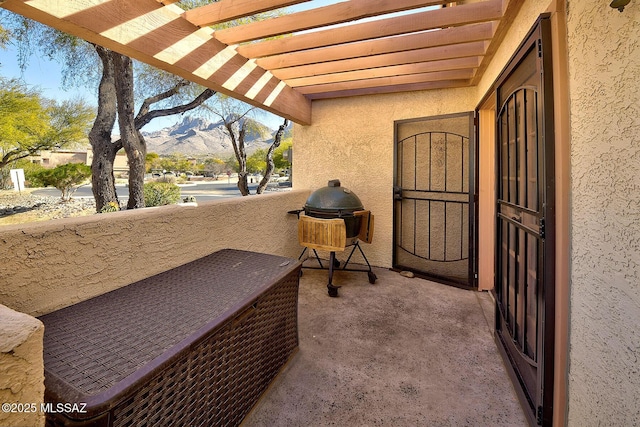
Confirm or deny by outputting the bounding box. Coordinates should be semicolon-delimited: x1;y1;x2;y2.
477;15;556;426
392;112;478;289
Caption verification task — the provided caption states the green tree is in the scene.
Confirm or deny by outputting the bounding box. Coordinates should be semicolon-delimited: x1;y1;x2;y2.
0;78;93;188
37;162;92;201
273;138;293;170
145;152;160;173
246;149;267;174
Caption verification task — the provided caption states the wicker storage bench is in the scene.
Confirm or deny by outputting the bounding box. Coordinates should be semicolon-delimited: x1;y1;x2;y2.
38;249;301;427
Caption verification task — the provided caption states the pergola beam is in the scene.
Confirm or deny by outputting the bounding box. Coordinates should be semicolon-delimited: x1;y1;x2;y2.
0;0;312;125
255;22;495;70
296;69;475;95
183;0;311;27
214;0;447;45
272;41;488;80
305;79;472;100
237;0;503;58
285;56;480;88
0;0;519;120
471;0;526;85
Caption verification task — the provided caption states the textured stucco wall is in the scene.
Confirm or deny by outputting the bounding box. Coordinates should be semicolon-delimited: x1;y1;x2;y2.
566;2;640;425
294;88;476;267
0;190;310;316
0;305;45;427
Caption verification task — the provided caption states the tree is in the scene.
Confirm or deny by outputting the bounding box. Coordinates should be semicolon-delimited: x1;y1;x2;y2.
206;96;290;196
273;138;293;170
256;118;289;194
246;149;267;174
37;163;92;201
1;12;216;211
202;157;226;178
1;6;288;205
87;46;215;211
0;78;93;188
145;152;160;173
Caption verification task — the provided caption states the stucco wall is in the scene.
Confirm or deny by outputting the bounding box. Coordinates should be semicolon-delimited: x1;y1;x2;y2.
294;87;476;267
566;2;640;425
0;305;45;427
0;190;310;316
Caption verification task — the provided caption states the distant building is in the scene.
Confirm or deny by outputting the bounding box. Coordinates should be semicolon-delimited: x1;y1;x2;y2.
30;148;130;173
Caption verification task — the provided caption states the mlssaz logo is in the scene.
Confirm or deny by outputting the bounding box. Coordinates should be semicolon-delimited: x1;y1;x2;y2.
41;402;88;414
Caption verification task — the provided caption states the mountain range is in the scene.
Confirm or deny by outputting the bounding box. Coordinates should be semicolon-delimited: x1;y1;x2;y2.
141;116;281;157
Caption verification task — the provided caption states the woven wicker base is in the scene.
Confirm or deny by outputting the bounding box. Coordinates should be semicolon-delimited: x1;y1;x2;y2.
39;249;301;427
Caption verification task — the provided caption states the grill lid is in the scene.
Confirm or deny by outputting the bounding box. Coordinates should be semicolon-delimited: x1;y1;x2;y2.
304;179;364;212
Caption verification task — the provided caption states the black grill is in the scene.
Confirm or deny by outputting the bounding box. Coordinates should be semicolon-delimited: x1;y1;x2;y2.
303;179;364;238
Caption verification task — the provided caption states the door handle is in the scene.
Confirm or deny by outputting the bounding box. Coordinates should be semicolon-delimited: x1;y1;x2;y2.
511;215;521;223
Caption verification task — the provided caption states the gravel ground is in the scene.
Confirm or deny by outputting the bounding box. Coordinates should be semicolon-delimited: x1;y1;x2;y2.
0;191;97;224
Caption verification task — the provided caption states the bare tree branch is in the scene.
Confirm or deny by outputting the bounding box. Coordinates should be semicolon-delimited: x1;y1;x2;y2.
135;79;189;121
134;87;216;130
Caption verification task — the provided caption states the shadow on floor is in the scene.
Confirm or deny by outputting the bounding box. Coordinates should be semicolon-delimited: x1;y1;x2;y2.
242;266;527;426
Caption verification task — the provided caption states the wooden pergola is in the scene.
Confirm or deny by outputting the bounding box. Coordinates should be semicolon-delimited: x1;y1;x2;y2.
0;0;523;125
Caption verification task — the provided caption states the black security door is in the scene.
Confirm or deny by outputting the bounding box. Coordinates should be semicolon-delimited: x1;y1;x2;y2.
494;16;555;426
393;112;476;288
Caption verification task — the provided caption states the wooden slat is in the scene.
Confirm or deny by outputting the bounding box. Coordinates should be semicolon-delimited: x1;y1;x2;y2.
272;41;488;80
0;0;312;124
286;57;480;88
183;0;310;27
296;69;475;95
237;0;503;58
214;0;447;45
298;215;347;252
254;22;494;69
354;211;374;244
305;79;472;100
471;0;526;85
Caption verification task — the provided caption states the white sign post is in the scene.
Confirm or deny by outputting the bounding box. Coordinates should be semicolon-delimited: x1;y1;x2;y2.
10;169;26;193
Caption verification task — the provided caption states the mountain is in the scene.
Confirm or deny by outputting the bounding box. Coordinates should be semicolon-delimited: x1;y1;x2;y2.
141;116;278;157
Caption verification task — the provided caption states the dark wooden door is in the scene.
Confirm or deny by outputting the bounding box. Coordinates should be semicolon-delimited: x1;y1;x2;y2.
494;16;555;426
393;112;476;288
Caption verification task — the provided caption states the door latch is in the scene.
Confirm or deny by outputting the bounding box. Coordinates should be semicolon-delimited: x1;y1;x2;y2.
393;186;403;200
539;217;546;239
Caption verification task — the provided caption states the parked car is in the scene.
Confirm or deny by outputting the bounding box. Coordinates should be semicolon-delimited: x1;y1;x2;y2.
269;173;289;182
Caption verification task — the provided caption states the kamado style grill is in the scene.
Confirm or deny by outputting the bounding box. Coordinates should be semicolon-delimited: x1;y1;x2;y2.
304;179;364;237
291;180;376;297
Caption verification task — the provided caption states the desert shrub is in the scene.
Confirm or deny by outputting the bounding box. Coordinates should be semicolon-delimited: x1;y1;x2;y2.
143;181;181;207
36;163;92;201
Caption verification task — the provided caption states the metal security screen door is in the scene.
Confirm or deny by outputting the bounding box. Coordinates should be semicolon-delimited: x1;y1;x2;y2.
494;16;555;426
393;112;476;288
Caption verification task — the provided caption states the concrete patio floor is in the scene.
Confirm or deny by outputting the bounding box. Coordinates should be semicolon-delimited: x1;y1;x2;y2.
242;265;528;426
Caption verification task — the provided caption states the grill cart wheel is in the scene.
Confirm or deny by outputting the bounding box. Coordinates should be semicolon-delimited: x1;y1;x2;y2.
368;271;377;284
327;284;340;298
